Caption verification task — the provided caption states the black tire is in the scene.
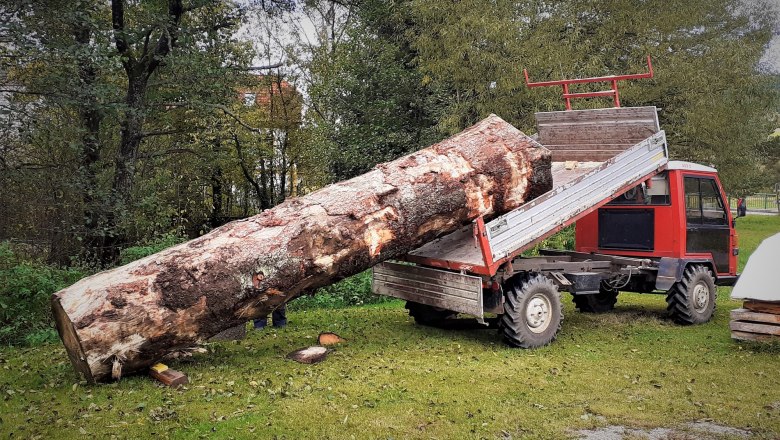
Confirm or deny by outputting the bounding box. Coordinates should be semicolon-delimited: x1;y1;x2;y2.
572;285;618;313
501;274;563;348
665;265;716;325
405;301;456;326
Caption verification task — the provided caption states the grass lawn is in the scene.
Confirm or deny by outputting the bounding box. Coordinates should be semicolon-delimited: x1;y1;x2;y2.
1;216;779;439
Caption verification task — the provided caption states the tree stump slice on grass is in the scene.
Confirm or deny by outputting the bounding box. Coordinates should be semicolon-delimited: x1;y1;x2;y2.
52;114;552;383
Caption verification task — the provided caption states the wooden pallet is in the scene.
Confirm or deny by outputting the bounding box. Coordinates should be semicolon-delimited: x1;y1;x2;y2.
730;301;780;343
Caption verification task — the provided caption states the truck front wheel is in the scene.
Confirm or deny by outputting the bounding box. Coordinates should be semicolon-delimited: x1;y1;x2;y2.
665;265;716;325
501;274;563;348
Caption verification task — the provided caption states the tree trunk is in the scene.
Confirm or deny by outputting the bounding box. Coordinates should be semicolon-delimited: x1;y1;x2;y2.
52;115;551;383
72;18;106;265
210;167;224;228
114;76;147;210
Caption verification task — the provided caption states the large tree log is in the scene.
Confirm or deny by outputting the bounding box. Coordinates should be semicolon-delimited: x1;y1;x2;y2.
52;115;552;383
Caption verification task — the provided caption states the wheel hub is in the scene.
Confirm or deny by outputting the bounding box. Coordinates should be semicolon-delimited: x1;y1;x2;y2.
526;294;551;333
692;282;710;312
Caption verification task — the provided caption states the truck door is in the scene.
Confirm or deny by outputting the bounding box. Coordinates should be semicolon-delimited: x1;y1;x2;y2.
683;176;730;273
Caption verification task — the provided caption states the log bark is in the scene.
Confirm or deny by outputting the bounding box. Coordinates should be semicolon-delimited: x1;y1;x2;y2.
52;115;552;383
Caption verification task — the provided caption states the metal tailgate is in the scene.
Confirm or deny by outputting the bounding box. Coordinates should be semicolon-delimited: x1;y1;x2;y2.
372;262;484;317
487;131;668;261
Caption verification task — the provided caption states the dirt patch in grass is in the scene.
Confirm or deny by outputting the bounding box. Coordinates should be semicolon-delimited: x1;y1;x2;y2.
576;421;751;440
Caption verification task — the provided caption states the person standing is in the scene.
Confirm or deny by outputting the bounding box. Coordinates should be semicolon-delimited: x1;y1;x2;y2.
254;305;287;329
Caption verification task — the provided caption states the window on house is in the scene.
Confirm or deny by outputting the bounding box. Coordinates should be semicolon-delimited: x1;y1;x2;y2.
243;93;256;106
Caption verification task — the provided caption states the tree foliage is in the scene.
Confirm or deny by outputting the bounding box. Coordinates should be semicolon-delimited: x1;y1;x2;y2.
0;1;314;265
299;0;778;189
0;0;777;271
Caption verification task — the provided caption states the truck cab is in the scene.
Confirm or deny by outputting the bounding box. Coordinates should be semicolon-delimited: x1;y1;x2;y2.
575;161;739;283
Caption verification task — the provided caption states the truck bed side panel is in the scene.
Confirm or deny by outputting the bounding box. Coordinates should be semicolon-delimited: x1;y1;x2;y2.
487;131;668;261
372;262;484;317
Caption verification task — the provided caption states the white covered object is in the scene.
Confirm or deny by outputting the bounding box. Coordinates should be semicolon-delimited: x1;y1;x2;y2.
731;233;780;301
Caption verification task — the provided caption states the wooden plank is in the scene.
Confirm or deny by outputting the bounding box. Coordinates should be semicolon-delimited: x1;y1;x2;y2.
729;321;780;336
731;330;779;343
149;365;188;387
535;107;660;163
535;106;659;124
730;308;780;324
539;124;657;139
744;300;780;314
545;145;644;152
548;152;625;162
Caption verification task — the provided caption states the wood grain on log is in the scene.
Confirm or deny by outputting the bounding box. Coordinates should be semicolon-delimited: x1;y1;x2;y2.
52;115;551;382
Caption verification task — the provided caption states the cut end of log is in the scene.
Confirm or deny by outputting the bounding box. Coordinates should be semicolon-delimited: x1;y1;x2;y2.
286;346;330;364
317;332;345;346
51;296;95;384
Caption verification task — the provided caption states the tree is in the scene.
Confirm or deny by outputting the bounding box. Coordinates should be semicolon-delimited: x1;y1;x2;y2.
0;1;252;264
408;0;779;191
286;0;441;181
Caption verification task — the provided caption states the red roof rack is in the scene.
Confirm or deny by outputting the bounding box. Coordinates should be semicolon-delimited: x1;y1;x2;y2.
524;56;654;110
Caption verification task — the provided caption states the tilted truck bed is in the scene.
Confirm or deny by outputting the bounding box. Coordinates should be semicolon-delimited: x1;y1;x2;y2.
402;107;668;276
373;107;669;315
401;160;602;271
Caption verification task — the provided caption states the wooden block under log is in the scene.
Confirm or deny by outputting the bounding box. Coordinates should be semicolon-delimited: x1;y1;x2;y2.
743;300;780;314
149;364;188;387
729;321;780;336
51;114;552;383
730;308;780;325
731;330;779;343
317;332;345;346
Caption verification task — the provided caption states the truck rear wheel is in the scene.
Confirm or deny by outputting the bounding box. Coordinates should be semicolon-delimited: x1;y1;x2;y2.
572;285;618;313
405;301;456;326
665;265;716;325
501;274;563;348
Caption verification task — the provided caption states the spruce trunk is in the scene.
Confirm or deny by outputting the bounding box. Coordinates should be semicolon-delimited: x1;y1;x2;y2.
52;115;551;382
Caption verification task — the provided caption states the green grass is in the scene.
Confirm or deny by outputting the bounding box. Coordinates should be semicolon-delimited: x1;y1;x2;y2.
1;216;778;439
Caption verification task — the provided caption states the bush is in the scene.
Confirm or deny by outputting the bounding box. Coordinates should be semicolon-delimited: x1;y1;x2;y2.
0;242;85;346
522;225;575;256
119;234;187;265
288;271;393;311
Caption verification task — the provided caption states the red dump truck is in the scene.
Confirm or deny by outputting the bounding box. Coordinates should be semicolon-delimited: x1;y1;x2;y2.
372;67;739;348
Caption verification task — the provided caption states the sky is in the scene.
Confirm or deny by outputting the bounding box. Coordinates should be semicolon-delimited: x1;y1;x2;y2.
761;33;780;72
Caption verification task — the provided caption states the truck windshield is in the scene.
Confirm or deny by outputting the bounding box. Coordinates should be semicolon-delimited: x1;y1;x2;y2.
684;177;727;226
